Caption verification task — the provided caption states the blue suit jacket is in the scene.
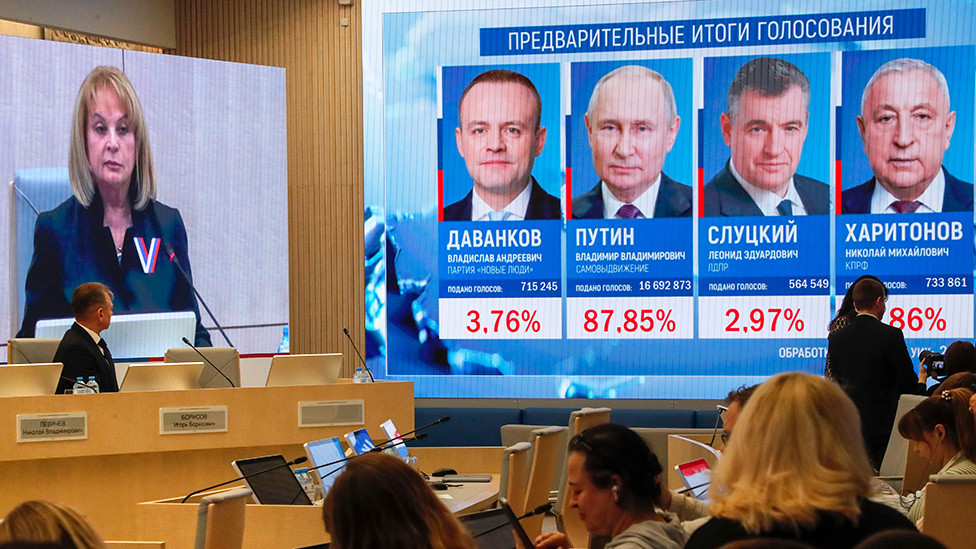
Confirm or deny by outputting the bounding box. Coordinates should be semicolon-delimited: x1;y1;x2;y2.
841;167;974;214
571;173;692;219
54;322;120;394
18;192;212;346
442;177;560;221
703;162;829;217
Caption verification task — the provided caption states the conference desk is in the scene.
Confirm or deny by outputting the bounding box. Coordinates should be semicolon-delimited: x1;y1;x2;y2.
0;381;414;542
134;476;500;548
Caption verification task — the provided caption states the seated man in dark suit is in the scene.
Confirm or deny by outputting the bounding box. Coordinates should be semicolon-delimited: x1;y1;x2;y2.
827;277;917;469
704;57;829;217
573;65;690;219
53;282;119;394
843;58;973;214
443;69;560;221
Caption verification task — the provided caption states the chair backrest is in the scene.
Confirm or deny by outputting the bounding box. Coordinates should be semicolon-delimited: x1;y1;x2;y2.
7;338;62;364
667;435;721;493
165;346;241;388
921;474;976;549
879;393;927;486
9;168;73;333
521;425;567;540
194;487;251;549
499;441;532;511
556;407;611;549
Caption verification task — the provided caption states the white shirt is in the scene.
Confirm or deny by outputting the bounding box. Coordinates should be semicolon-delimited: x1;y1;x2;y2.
729;161;808;216
601;174;662;219
471;180;532;221
79;322;104;349
869;168;945;214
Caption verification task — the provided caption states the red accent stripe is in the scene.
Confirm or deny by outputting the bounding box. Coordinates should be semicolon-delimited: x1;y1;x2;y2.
697;168;705;217
565;167;573;220
835;161;843;215
148;239;159;273
438;169;444;222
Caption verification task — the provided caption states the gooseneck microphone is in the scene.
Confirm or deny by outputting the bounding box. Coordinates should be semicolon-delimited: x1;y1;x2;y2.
182;337;236;388
165;243;234;348
180;456;307;503
343;327;375;382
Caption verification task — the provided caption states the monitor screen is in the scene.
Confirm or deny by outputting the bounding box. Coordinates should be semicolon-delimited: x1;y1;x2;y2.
304;437;347;495
232;455;312;506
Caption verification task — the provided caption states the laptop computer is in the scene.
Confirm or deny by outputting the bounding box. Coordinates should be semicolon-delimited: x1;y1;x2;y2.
0;363;63;396
460;497;533;549
343;428;376;455
266;353;342;386
35;311;196;360
675;458;711;501
231;454;313;505
303;436;347;496
118;362;205;392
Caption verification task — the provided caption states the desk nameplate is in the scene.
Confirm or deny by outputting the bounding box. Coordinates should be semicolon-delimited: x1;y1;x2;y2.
18;412;88;442
160;406;228;434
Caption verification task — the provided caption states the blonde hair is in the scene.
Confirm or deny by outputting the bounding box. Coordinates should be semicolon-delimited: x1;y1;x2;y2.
69;65;156;210
708;372;874;534
0;500;106;549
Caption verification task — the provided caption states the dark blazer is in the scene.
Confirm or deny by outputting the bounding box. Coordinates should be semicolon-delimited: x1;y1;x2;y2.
54;322;119;394
571;173;692;219
703;162;829;216
841;167;974;214
828;314;918;469
442;177;560;221
17;192;212;346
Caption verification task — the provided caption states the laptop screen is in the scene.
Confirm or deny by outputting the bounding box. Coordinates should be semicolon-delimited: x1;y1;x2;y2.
343;428;375;455
232;455;312;505
304;437;347;496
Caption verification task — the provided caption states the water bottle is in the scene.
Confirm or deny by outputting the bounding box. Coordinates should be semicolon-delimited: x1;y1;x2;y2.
278;325;290;353
73;377;92;394
294;467;316;502
352;365;366;383
86;376;100;394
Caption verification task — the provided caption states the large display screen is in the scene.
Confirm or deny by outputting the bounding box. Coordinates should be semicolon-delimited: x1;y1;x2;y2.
362;0;976;398
0;35;288;358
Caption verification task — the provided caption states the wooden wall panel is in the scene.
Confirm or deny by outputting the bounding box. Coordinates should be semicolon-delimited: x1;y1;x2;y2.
173;0;364;375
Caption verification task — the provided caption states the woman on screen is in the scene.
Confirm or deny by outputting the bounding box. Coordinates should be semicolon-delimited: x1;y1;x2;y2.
0;500;105;549
685;372;914;549
534;423;687;549
17;65;211;346
322;453;477;549
898;388;976;526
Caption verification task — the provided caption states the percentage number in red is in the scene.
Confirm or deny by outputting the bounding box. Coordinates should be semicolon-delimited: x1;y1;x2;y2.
466;309;541;334
582;309;676;333
888;307;946;332
724;307;804;333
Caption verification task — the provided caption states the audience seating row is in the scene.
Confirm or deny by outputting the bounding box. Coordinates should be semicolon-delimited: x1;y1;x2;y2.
413;406;721;447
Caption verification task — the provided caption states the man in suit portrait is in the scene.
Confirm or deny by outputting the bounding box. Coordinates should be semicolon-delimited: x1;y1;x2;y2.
827;277;917;469
573;65;690;219
843;58;973;214
443;69;560;221
53;282;120;394
704;57;829;217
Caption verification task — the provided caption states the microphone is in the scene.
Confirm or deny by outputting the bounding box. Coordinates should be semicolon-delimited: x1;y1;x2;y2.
372;416;450;447
518;502;552;520
182;337;236;388
165;243;234;348
343;328;374;382
181;456;307;503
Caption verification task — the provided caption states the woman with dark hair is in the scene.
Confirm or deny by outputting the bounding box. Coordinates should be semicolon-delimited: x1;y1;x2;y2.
0;500;105;549
898;388;976;526
825;275;883;379
322;453;477;549
535;423;687;549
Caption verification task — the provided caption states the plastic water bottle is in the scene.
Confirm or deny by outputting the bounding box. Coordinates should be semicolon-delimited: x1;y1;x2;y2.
278;325;289;353
73;377;92;394
86;376;99;394
294;467;316;502
352;365;366;383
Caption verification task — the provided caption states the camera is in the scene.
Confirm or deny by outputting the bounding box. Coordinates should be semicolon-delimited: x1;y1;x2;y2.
919;350;946;378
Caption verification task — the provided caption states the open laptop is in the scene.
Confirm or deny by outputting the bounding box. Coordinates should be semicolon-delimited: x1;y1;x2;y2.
343;428;376;455
266;353;342;386
118;362;205;392
460;497;533;549
231;454;312;505
303;436;347;496
675;458;711;501
0;363;63;396
35;311;196;360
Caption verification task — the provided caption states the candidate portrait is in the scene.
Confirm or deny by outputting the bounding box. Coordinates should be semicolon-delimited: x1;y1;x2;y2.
572;65;691;220
703;57;829;217
442;69;560;222
842;58;973;214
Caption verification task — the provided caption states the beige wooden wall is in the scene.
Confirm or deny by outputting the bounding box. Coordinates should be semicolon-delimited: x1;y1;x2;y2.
173;0;365;374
